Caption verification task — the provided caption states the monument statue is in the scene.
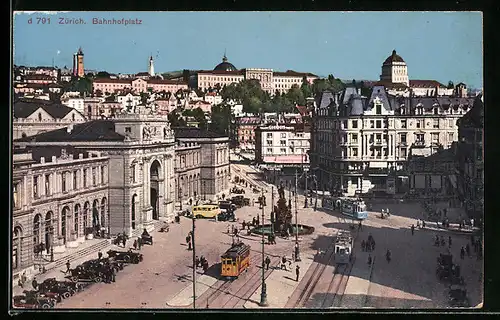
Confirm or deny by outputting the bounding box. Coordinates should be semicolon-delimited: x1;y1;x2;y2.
274;183;293;235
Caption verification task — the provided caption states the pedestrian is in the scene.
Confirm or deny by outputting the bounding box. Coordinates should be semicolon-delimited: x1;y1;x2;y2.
32;277;38;290
281;256;287;270
133;239;138;250
252;217;256;226
368;254;372;265
265;256;271;270
66;260;71;273
202;260;208;272
466;243;470;257
460;247;465;259
417;219;420;229
448;236;452;248
371;240;376;251
227;225;230;234
361;240;366;252
186;235;191;245
256;215;260;226
411;224;415;235
137;237;142;250
111;266;116;282
188;240;192;251
422;220;426;228
358;221;362;230
98;250;103;260
195;256;200;268
386;249;391;263
21;272;27;287
295;265;300;282
242;220;246;230
122;234;127;248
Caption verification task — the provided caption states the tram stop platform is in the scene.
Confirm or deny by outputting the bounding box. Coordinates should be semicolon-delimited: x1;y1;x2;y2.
166;274;218;307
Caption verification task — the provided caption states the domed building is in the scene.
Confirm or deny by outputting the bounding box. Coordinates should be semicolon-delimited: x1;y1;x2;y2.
380;49;409;86
214;54;238;72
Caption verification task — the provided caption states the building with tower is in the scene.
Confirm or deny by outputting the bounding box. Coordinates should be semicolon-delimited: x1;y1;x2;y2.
376;49;455;97
72;48;85;78
195;53;318;95
148;55;155;77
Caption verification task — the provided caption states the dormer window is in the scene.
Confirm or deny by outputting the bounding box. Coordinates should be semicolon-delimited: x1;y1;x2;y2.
376;104;382;115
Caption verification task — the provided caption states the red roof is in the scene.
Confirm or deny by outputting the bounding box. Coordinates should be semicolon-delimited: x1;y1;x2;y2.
198;70;244;75
409;80;446;88
273;70;318;77
295;105;309;116
147;79;188;85
93;78;132;84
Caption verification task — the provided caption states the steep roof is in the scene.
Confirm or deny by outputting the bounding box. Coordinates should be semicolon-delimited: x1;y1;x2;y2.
316;91;336;109
14;99;77;119
14;120;125;143
273;70;318;77
457;94;483;128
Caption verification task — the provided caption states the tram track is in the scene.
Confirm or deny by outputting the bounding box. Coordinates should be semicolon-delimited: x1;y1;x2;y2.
331;258;354;308
285;239;337;308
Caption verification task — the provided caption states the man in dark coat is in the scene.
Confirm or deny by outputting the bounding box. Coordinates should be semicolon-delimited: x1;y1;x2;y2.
411;224;415;235
32;277;38;290
66;260;71;273
295;265;300;282
265;256;271;270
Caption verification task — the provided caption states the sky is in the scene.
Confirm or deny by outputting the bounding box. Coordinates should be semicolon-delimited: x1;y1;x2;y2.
13;11;483;89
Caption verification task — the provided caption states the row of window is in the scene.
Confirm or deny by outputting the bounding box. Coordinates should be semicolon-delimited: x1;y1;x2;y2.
31;166;107;199
264;148;307;154
317;117;456;131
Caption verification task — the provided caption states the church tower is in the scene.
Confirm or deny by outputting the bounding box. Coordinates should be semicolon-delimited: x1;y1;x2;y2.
148;55;155;77
380;49;409;86
76;47;85;78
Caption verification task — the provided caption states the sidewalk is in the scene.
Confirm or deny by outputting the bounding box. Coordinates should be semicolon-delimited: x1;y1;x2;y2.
166;273;218;307
244;250;317;308
340;252;375;308
13;220;165;296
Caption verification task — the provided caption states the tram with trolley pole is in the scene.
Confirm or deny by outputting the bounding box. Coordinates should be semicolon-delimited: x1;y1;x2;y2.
334;230;353;264
322;196;368;220
220;241;251;279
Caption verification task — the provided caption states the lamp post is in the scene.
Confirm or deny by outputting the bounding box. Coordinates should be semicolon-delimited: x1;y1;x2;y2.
203;181;206;201
259;189;268;307
303;152;308;208
294;169;301;262
179;186;183;211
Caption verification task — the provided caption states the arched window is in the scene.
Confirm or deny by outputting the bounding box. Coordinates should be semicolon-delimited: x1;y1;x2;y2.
131;194;137;229
13;226;22;270
72;113;76;121
21;132;27;138
38;113;42;121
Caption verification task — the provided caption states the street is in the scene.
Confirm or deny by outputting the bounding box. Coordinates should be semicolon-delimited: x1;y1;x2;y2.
49;164;481;309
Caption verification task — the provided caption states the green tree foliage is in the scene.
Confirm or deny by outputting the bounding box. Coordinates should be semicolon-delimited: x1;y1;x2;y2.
168;111;186;127
210;104;232;135
300;76;313;101
183;107;207;128
311;74;345;96
447;81;454;89
95;71;111;78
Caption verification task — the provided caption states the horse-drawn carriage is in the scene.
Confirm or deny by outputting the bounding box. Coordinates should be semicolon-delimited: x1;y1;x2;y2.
231;187;245;194
107;250;143;264
436;253;463;284
13;290;56;309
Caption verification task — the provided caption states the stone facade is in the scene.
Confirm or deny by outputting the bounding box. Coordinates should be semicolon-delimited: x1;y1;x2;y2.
310;87;475;196
174;141;202;207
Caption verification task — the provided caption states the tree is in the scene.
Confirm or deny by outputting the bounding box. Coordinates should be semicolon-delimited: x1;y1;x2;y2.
168;111;186;127
300;76;313;100
94;71;110;79
210;104;231;135
447;81;454;89
140;92;149;105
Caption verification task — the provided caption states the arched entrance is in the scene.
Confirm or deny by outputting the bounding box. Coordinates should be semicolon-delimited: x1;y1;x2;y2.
150;160;161;220
44;211;53;252
13;226;22;270
131;194;137;229
92;199;100;229
74;204;81;237
83;202;90;234
61;206;70;244
101;197;107;230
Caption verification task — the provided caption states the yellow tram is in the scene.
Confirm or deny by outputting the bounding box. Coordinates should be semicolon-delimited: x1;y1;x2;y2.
221;242;251;279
